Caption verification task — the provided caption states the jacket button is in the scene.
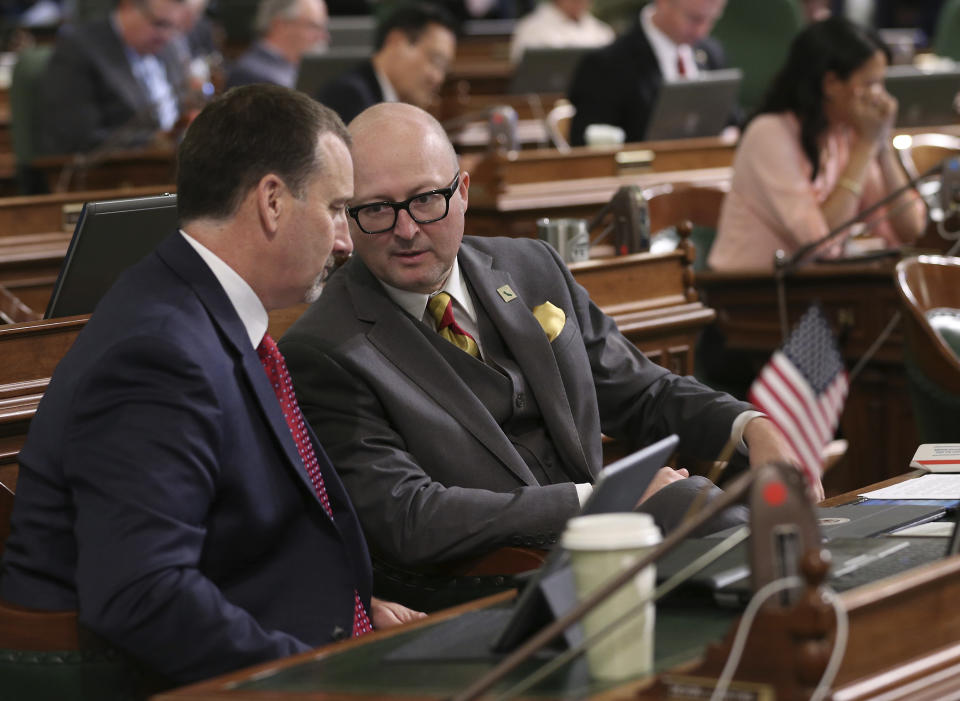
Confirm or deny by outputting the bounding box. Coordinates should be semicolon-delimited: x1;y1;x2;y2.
515;392;525;408
331;626;347;641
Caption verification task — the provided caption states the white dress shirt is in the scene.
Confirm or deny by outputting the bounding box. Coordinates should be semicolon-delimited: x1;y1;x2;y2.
180;231;268;349
509;2;615;64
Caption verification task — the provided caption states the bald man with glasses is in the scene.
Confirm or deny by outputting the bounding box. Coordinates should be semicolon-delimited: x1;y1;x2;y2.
279;102;808;610
38;0;190;156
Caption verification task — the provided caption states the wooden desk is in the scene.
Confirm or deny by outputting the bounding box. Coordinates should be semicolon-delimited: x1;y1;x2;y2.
153;481;960;701
466;166;732;238
153;592;737;700
31;147;176;193
696;259;917;496
0;184;173;238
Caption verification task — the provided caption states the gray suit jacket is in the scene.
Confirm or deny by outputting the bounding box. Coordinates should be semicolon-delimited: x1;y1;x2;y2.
38;19;186;155
280;237;751;566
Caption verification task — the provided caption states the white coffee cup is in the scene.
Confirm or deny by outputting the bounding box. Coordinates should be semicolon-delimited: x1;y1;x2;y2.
562;512;661;681
584;123;626;147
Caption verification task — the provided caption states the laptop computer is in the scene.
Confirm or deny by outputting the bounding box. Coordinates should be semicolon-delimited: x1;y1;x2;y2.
658;517;960;608
815;502;945;539
385;434;680;661
508;46;592;95
885;64;960;128
45;194;178;319
643;69;742;141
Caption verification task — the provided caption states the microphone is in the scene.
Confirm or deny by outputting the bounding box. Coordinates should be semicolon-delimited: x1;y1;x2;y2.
487;105;519;153
587;185;651;255
748;461;822;608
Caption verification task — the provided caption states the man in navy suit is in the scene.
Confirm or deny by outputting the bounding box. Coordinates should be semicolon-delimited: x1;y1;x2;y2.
568;0;729;146
0;85;421;688
316;2;457;124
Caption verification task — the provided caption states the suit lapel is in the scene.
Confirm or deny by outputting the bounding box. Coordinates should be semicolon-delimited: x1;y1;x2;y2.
346;260;540;486
156;235;336;517
459;245;593;482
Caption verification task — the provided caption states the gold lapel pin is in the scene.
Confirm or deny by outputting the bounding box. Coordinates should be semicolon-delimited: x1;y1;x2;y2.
497;285;517;302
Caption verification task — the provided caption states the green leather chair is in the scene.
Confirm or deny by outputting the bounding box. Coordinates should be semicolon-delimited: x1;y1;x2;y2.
932;0;960;62
896;255;960;443
10;44;53;194
708;0;804;115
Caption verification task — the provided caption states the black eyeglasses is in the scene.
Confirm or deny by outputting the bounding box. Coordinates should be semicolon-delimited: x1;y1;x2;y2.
348;172;460;235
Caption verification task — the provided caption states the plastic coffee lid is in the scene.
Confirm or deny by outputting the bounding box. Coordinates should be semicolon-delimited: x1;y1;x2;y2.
562;512;661;551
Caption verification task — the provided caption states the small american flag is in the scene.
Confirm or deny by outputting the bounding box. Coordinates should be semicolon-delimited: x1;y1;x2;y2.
748;305;849;486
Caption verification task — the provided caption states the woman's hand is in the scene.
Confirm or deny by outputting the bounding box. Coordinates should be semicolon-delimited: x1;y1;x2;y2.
849;87;897;147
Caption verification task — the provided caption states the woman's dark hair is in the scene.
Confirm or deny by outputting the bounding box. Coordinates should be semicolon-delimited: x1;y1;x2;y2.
754;16;890;180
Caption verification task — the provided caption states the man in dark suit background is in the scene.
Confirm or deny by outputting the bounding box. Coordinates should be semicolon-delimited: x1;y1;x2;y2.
280;102;816;607
315;2;456;124
568;0;728;146
0;85;421;691
38;0;191;155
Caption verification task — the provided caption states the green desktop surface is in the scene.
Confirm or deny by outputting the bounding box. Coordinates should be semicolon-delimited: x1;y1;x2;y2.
231;603;737;697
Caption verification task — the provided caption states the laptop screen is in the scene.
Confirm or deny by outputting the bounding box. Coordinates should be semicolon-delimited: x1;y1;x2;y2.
644;68;742;141
45;194;178;319
509;46;592;95
886;65;960;128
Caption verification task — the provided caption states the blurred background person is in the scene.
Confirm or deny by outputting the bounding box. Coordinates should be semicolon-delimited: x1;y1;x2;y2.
567;0;729;146
37;0;189;156
315;1;456;124
509;0;614;64
226;0;328;89
709;16;926;271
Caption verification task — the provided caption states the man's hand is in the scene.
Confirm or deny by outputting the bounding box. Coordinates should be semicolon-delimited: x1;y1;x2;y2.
637;466;689;506
370;597;427;629
743;417;825;501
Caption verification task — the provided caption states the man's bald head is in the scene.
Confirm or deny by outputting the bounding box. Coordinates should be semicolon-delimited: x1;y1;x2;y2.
349;102;458;174
346;103;468;294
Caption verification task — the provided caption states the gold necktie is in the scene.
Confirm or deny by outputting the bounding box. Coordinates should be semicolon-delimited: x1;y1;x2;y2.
427;292;480;358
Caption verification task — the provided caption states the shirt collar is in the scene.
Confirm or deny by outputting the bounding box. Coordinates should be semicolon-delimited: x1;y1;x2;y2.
640;3;694;81
180;230;269;349
379;258;476;325
372;63;399;103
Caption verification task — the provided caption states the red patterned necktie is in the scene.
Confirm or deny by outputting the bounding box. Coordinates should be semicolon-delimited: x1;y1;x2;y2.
427;292;480;357
257;333;373;637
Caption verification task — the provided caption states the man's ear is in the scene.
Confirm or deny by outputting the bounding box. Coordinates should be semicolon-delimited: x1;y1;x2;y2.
460;170;470;213
256;173;285;237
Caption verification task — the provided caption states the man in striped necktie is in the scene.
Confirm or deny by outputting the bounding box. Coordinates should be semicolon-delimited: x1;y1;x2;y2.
280;102;811;610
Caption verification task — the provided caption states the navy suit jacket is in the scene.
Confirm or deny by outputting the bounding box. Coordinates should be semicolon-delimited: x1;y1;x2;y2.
0;233;372;684
315;59;383;124
568;21;727;146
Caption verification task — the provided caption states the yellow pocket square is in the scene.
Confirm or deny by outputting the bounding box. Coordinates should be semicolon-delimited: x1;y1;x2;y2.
532;302;566;342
